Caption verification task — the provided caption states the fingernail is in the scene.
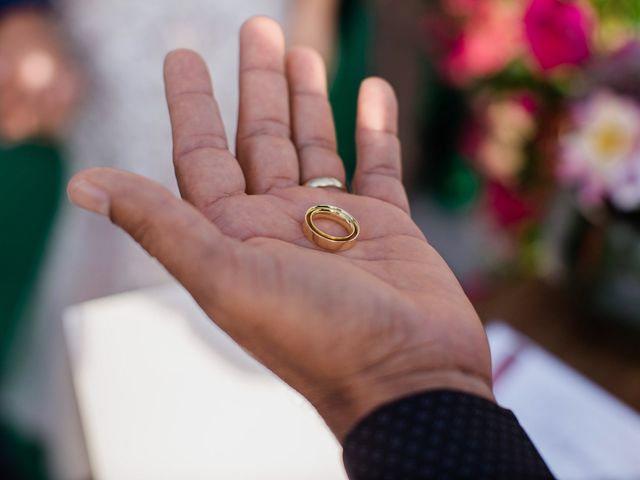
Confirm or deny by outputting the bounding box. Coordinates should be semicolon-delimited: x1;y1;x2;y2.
68;180;110;216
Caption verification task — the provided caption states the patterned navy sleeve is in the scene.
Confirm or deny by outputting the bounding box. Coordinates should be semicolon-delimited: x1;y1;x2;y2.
343;390;554;480
0;0;49;10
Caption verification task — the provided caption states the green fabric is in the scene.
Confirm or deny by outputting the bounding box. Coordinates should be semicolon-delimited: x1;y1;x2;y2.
0;418;49;480
329;0;372;183
418;61;481;210
0;142;63;380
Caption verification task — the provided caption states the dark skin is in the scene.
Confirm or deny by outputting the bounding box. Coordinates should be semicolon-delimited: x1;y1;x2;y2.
68;17;494;441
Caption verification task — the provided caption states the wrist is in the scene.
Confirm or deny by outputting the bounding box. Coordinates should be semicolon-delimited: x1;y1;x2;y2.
316;368;495;442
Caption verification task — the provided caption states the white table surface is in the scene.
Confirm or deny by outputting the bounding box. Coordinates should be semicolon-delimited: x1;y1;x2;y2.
64;283;347;480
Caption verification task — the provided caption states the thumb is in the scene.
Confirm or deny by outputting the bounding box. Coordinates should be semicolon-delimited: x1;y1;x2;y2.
67;167;242;303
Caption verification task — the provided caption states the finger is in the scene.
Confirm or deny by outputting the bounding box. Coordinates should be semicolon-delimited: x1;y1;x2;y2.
286;47;345;185
164;49;246;209
66;168;244;306
236;17;299;193
353;78;410;213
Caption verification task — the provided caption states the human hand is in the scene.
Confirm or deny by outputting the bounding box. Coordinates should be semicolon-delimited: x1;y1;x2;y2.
0;9;81;142
67;17;493;441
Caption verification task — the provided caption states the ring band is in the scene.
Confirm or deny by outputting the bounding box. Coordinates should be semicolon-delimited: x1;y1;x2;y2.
303;177;346;191
303;205;360;252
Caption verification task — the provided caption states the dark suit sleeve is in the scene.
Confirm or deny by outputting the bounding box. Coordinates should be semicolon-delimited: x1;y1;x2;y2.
343;390;554;479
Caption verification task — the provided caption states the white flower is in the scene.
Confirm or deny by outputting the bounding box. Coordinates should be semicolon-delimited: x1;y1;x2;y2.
560;90;640;206
609;157;640;211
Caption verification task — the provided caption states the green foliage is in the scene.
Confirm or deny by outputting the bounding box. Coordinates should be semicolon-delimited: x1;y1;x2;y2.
591;0;640;26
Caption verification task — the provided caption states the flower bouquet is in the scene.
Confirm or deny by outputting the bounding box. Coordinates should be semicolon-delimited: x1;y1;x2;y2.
423;0;640;327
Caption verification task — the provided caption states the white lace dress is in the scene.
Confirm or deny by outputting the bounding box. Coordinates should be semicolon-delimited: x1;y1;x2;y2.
2;2;289;478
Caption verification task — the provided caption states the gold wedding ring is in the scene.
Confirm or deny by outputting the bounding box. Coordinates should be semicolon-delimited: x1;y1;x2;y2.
303;177;347;191
303;205;360;252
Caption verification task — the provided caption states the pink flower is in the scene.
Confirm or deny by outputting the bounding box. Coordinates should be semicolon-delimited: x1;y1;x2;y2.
524;0;592;71
487;181;534;227
443;1;524;84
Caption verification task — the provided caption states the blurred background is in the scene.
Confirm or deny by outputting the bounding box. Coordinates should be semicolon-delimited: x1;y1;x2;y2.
1;0;640;478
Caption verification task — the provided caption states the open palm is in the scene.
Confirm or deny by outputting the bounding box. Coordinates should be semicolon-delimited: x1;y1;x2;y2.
68;17;493;440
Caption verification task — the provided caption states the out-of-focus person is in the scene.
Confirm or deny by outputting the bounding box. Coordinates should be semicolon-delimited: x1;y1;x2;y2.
0;3;81;479
290;0;340;67
0;1;342;479
0;3;80;142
